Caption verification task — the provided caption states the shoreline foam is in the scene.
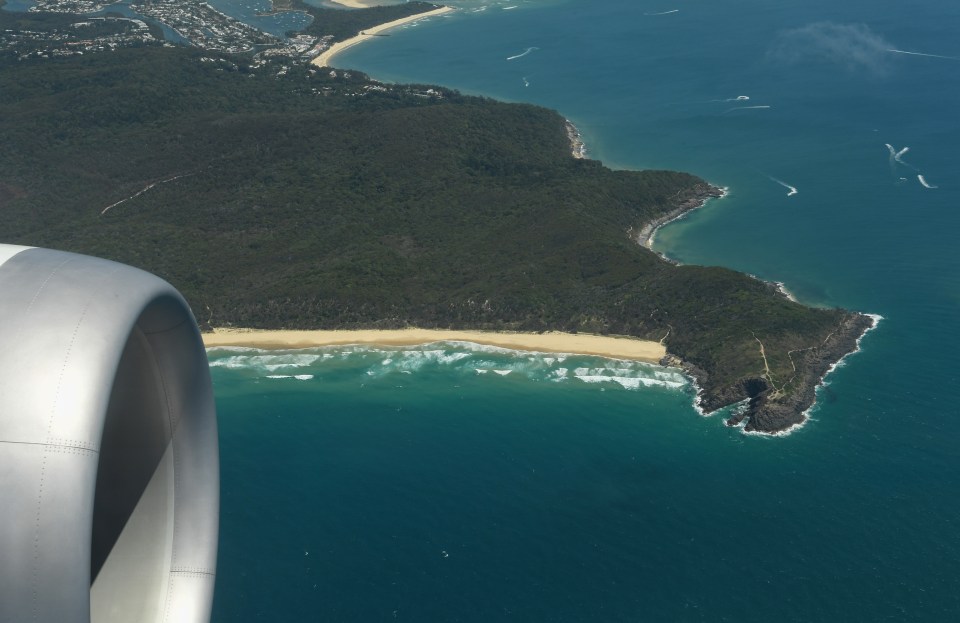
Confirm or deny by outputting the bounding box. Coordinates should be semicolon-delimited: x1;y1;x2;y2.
203;327;666;363
759;312;882;436
312;6;455;68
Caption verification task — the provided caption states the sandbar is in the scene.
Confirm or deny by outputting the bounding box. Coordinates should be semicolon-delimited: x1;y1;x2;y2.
312;6;455;68
203;328;667;363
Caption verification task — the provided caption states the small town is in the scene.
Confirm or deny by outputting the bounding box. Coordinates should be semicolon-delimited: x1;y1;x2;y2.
130;0;279;53
11;0;315;54
1;15;162;59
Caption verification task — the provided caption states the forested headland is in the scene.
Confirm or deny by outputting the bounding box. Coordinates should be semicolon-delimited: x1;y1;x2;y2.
0;17;872;432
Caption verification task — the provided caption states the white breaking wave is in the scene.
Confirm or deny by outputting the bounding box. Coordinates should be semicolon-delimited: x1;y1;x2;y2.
209;353;321;371
389;349;472;373
644;9;679;16
569;366;688;390
506;46;538;61
574;375;686;390
918;174;938;189
207;344;692;395
740;418;808;438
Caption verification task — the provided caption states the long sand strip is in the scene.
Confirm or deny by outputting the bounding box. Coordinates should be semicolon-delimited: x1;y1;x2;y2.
203;328;667;363
312;6;455;68
328;0;387;7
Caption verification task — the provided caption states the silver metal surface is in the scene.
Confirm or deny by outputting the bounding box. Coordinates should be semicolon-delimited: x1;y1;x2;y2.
0;245;219;623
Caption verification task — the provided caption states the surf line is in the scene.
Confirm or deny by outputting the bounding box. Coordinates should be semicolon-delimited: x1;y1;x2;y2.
768;176;798;197
506;46;538;61
888;48;960;61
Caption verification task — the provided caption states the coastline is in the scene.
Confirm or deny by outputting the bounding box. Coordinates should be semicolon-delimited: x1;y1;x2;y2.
717;311;879;434
632;184;728;255
565;119;587;159
329;0;396;7
312;6;455;68
203;327;666;363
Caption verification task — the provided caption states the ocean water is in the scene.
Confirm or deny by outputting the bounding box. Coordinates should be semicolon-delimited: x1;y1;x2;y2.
204;1;960;621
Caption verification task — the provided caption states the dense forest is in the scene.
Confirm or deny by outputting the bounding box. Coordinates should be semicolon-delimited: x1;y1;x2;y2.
292;1;443;41
0;26;870;431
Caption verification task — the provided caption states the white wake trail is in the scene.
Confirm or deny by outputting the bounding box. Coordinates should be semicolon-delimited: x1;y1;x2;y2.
723;105;771;114
888;48;960;61
885;143;918;172
768;176;798;197
918;175;938;189
506;46;538;61
644;9;679;16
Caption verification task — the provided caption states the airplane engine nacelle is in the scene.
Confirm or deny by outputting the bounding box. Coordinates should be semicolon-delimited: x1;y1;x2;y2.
0;244;219;623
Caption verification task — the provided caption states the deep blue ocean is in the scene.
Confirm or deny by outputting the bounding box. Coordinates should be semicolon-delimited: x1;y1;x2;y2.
139;0;960;620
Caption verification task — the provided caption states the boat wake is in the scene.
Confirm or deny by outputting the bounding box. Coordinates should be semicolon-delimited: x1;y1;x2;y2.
768;176;798;197
885;143;917;170
506;46;538;61
886;143;937;188
644;9;679;16
709;95;750;103
888;48;960;61
723;104;771;113
918;174;938;189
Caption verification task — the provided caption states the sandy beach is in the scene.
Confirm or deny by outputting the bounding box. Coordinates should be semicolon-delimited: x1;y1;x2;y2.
203;328;667;362
329;0;395;7
312;6;455;68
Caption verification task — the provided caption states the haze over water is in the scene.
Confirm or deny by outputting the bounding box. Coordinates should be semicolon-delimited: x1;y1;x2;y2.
211;1;960;620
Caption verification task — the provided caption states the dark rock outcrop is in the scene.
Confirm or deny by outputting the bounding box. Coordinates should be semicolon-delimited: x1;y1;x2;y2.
663;312;876;434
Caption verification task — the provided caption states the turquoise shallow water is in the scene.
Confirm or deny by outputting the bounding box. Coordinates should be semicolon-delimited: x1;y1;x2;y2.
202;0;960;620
